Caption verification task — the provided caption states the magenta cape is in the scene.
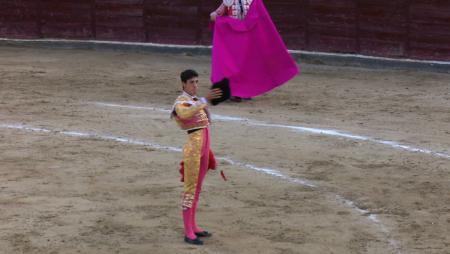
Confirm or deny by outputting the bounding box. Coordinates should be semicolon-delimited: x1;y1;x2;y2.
211;0;299;97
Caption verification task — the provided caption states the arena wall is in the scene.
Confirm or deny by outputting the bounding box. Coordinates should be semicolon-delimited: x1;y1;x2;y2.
1;0;449;61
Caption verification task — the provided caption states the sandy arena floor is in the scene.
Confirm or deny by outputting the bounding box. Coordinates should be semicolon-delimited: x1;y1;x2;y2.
0;46;450;254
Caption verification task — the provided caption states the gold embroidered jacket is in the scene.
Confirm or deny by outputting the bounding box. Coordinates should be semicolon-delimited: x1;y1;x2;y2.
171;92;210;131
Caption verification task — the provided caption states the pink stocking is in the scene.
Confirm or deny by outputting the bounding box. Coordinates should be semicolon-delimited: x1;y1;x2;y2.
192;129;210;233
183;208;197;240
192;193;203;233
192;158;208;233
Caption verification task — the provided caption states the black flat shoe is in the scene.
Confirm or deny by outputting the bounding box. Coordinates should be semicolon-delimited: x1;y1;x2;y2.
230;96;242;102
184;236;203;245
195;231;212;237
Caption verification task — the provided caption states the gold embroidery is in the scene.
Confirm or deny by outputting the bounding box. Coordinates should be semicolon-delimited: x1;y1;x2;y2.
172;95;210;130
182;192;195;209
174;96;206;119
183;130;203;196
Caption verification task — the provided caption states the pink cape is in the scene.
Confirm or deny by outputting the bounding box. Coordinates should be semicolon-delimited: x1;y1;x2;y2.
211;0;299;98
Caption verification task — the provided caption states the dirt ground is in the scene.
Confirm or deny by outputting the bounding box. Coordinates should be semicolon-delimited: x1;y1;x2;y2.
0;45;449;254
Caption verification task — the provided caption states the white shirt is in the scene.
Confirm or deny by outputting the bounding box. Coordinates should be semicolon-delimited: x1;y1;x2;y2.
228;0;253;20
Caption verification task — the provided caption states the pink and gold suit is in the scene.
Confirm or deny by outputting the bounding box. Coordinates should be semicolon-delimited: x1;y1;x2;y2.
171;92;216;240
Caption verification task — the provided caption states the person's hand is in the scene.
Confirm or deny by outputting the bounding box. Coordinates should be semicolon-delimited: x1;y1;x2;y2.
206;88;222;102
210;11;218;21
211;4;225;21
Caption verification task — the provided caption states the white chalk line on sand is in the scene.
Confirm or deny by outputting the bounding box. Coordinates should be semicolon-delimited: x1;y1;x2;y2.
0;123;314;188
0;122;402;253
2;38;450;66
94;102;450;161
